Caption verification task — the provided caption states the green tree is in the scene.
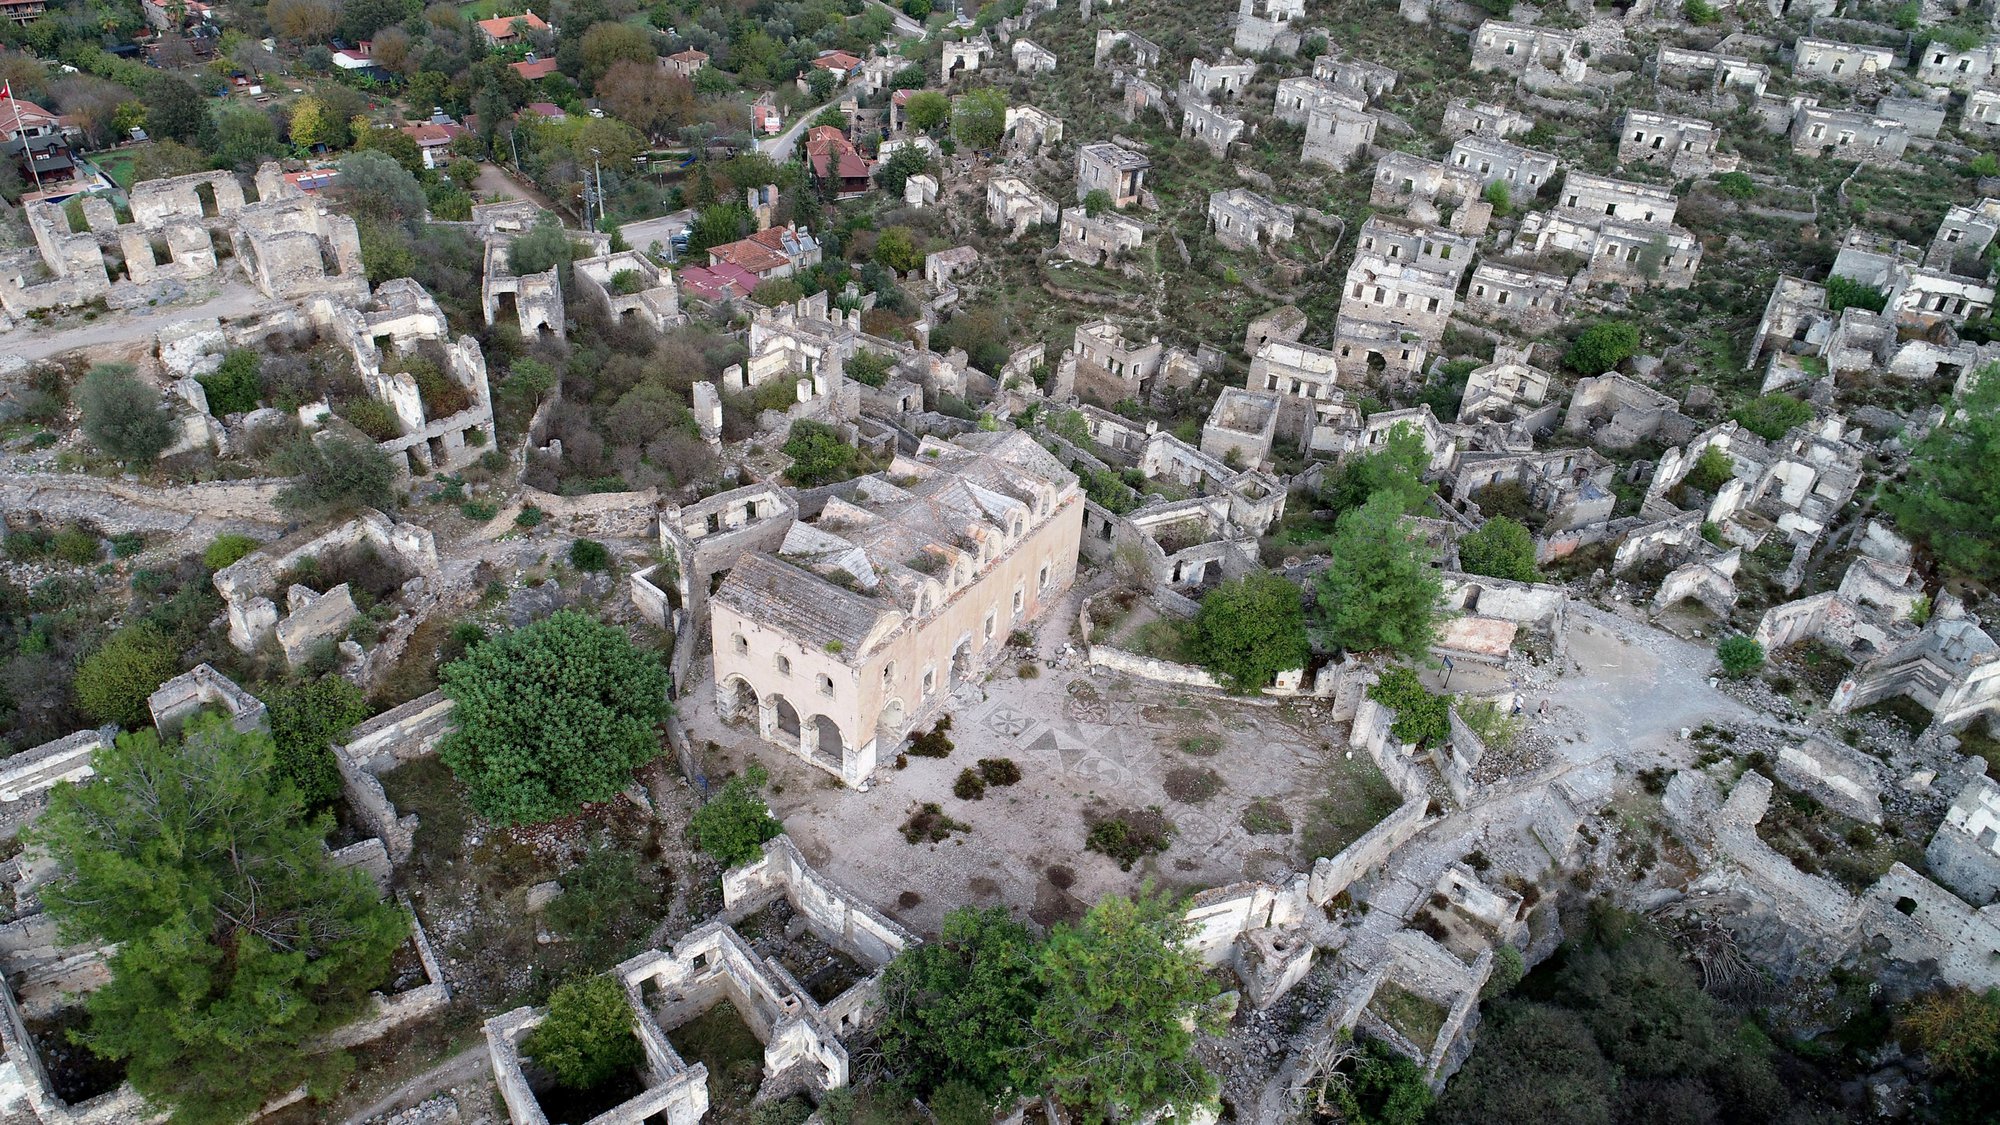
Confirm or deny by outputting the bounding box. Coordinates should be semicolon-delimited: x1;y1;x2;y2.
203;533;258;570
578;21;655;89
438;611;671;825
1314;494;1443;658
690;767;782;866
569;538;612;571
782;419;857;486
1716;634;1764;676
1458;516;1538;583
273;436;397;521
263;675;370;805
1025;892;1224;1123
352;120;425;173
873;225;922;272
1366;666;1450;745
522;974;644;1091
335;148;427;221
286;94;347;149
510;212;579;274
1562;321;1640;375
1319;422;1434;516
1885;369;2000;581
28;715;407;1125
904;89;950;132
198;349;262;415
214;103;284;170
144;73;210;146
1716;171;1756;199
952;87;1006;150
1825;274;1887;313
1189;573;1308;692
1683;445;1734;494
1483;179;1511;215
78;364;174;463
878;146;931;196
1730;392;1813;440
73;624;176;727
1328;1038;1433;1125
1082;187;1113;217
880;906;1042;1098
685;202;751;256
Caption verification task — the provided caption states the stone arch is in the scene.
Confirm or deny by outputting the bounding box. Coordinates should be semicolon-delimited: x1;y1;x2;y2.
719;675;759;724
806;714;844;766
879;697;906;739
1463;584;1484;613
772;694;801;739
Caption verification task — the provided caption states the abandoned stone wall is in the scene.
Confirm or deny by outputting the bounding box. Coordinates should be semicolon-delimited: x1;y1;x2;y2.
520;486;660;539
722;836;915;968
0;472;287;534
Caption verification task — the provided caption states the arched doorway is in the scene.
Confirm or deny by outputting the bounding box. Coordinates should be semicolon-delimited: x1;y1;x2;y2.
720;676;758;724
772;695;801;740
808;715;843;769
950;639;974;685
879;697;906;742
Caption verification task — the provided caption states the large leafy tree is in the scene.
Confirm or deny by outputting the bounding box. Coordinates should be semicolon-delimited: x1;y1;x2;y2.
1315;493;1443;658
1883;369;2000;582
690;766;782;867
782;419;857;486
273;435;397;521
72;623;176;727
879;906;1043;1100
1561;320;1639;375
29;715;408;1125
1190;573;1309;692
263;674;370;805
1319;422;1433;517
952;87;1007;150
1026;892;1225;1124
438;611;672;825
523;974;644;1091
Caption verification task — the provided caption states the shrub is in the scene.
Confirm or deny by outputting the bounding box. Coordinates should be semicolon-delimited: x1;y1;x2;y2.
340;396;401;441
569;539;612;571
1457;516;1537;584
516;505;546;528
1717;634;1765;676
1482;179;1511;215
977;757;1021;786
1716;171;1756;199
262;676;370;805
199;350;262;415
546;844;661;960
73;624;176;727
51;527;100;565
4;528;52;558
1562;321;1640;375
1190;573;1309;692
273;436;397;521
203;534;259;571
691;767;782;867
460;500;498;521
901;801;969;843
523;974;643;1091
1684;445;1734;494
908;715;954;758
1368;667;1451;747
110;532;145;558
1825;274;1887;314
782;419;858;487
77;364;174;463
1085;812;1173;870
1731;393;1813;440
954;768;987;800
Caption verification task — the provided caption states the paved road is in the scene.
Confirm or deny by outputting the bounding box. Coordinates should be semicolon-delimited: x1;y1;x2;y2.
9;281;275;364
763;75;872;163
620;210;695;259
864;0;928;37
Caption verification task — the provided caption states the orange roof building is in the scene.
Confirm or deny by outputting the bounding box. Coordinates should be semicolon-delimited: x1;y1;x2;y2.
476;9;548;44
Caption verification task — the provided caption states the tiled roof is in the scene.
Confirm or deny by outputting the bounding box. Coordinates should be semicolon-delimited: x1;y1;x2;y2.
510;57;559;80
477;10;548;38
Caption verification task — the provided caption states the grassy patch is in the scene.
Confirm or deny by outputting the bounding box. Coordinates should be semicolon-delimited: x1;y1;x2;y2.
1163;765;1222;804
1956;720;2000;777
1241;799;1293;836
663;1000;764;1124
1368;980;1448;1050
1301;752;1403;860
1755;783;1923;894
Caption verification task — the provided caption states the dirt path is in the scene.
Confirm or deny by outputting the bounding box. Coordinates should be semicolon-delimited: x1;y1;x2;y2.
474;163;562;216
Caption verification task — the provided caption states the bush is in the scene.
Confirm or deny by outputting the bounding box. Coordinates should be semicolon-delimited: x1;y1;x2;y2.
1368;667;1451;747
273;436;397;522
978;757;1021;786
1717;634;1765;677
438;611;672;825
203;534;259;571
4;528;52;558
901;801;969;843
545;844;660;960
1085;812;1173;870
1684;445;1734;494
460;500;498;521
1716;171;1756;199
954;768;987;800
523;974;643;1091
262;676;370;805
73;624;176;727
1562;321;1640;375
1731;393;1813;440
691;767;782;867
908;715;954;758
1825;275;1887;314
198;350;262;415
51;527;100;565
110;532;145;558
569;539;612;571
340;396;402;441
782;419;858;487
77;364;174;463
1190;574;1309;692
1457;517;1538;584
516;505;546;528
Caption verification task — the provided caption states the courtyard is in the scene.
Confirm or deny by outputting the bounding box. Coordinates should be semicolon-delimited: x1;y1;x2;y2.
681;660;1401;937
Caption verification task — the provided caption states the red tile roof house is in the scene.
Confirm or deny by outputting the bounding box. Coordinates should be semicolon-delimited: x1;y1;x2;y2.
476;9;549;46
706;224;822;281
510;56;559;80
660;48;707;80
678;260;759;301
810;50;863;80
401;120;467;168
804;125;875;199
